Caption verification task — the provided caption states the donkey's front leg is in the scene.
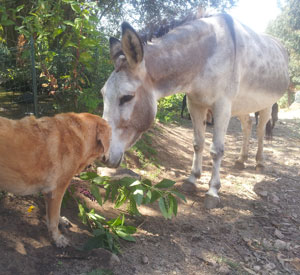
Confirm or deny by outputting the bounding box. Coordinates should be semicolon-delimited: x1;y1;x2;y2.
184;101;207;190
205;101;231;209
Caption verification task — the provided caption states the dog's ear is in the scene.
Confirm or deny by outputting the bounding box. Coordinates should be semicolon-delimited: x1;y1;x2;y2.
96;120;111;156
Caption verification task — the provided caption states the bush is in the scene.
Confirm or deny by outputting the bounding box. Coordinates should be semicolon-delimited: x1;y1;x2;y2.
157;93;185;123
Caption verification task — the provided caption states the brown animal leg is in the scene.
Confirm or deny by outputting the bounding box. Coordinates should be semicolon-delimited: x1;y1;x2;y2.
43;180;71;247
235;114;252;169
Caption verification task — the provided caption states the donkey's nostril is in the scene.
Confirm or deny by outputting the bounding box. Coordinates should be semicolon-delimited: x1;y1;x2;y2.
102;155;106;162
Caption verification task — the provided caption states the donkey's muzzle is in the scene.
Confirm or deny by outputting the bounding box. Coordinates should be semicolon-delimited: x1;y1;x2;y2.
105;154;123;168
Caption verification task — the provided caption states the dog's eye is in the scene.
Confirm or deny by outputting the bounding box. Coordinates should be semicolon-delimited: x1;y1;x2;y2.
119;95;134;106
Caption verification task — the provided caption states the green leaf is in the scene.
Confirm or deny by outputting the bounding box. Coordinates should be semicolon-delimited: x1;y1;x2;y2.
90;183;102;206
114;191;128;208
115;230;136;242
93;228;105;236
53;28;63;39
78;203;87;224
142;179;152;187
159;197;168;219
106;231;113;251
16;5;25;12
170;195;178;216
150;190;161;203
93;176;110;185
116;177;137;187
133;188;144;206
110;184;118;202
128;195;141;215
143;190;152;204
129;180;142;187
71;3;81;13
104;185;111;202
170;190;187;202
109;215;122;227
80;171;98;180
63;20;75;27
82;236;103;251
155;179;176;189
118;225;137;234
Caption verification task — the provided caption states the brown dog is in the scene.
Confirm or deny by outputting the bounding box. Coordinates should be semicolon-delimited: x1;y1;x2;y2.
0;112;111;247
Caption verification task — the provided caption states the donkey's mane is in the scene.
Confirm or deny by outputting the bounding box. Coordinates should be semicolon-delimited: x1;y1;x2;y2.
138;8;212;44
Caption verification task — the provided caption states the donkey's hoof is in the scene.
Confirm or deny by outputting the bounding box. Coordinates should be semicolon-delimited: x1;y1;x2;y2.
204;194;220;209
234;161;245;170
255;164;265;172
181;180;197;193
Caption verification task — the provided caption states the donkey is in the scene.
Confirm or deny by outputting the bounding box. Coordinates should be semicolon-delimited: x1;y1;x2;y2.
255;103;279;140
101;13;289;209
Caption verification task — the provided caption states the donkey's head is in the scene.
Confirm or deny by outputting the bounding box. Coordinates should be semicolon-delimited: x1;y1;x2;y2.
102;22;157;168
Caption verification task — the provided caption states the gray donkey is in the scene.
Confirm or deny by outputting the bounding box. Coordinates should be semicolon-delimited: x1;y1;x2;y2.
101;12;289;208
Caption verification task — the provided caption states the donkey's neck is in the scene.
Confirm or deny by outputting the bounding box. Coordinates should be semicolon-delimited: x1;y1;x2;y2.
143;19;216;100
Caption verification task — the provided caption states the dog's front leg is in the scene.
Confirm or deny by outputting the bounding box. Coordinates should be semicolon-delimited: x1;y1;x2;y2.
43;184;70;248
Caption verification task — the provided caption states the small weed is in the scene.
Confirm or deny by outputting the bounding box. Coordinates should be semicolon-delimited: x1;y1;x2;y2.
219;256;245;273
87;269;114;275
131;132;159;168
0;191;7;200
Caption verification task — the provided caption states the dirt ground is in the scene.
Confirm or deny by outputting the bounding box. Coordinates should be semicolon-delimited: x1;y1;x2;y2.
0;110;299;275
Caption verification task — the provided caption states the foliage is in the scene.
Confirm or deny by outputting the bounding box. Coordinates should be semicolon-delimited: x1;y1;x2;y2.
0;0;239;115
277;91;295;109
267;0;300;89
64;171;186;253
0;0;113;113
97;0;238;33
157;93;185;123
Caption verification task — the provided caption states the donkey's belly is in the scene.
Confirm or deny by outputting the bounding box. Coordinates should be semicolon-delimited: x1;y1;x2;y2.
231;88;282;116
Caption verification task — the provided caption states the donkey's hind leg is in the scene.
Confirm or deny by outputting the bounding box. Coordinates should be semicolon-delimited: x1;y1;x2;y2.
235;114;252;169
256;106;272;171
184;100;207;190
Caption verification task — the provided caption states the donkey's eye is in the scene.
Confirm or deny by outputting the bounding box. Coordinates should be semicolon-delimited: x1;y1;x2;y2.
119;95;134;106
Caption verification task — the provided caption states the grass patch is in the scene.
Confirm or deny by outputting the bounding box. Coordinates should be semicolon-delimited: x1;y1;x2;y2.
130;132;159;168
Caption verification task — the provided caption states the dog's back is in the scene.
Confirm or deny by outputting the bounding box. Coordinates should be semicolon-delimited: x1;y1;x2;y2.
0;113;110;195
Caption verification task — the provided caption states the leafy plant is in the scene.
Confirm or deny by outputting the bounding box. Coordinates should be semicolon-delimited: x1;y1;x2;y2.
80;172;186;219
64;171;186;254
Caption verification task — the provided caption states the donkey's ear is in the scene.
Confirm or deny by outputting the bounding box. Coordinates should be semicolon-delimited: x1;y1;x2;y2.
109;37;127;71
121;22;144;69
